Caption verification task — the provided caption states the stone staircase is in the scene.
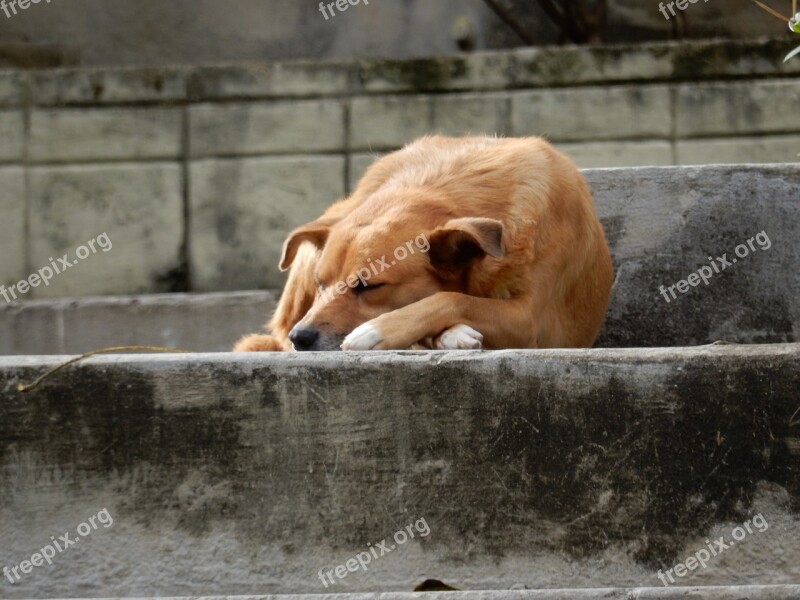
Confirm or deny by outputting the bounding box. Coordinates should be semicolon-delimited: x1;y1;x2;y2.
0;164;798;598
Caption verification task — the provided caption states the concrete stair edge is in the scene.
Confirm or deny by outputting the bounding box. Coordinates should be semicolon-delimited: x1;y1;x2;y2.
1;340;798;369
16;585;800;600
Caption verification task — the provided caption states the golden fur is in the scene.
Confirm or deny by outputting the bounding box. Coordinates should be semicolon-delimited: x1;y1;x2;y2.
234;135;613;352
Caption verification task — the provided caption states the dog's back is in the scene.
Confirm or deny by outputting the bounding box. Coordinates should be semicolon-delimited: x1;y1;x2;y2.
236;135;613;351
351;135;613;348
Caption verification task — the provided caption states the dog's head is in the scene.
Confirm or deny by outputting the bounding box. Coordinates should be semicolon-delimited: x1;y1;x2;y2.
279;206;503;351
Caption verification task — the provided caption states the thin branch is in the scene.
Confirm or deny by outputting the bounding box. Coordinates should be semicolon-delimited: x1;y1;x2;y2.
751;0;790;22
17;346;192;393
537;0;599;44
481;0;537;46
537;0;567;23
537;0;579;40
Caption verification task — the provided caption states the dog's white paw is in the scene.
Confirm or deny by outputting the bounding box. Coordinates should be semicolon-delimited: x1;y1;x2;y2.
341;322;383;351
434;324;483;350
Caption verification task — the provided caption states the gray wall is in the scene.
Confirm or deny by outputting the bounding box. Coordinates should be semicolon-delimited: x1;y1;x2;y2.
1;346;799;596
1;164;797;354
1;39;799;300
0;0;787;68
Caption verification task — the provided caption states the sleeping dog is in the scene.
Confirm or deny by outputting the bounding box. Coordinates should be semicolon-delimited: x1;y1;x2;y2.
234;135;613;352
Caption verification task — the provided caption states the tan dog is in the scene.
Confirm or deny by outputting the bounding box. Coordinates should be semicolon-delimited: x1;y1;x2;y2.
234;135;613;352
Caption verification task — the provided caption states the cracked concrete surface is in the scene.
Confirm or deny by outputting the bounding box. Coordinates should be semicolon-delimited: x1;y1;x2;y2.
0;346;798;597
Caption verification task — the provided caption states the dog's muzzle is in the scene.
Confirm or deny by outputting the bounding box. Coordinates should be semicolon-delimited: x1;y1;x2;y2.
288;325;344;351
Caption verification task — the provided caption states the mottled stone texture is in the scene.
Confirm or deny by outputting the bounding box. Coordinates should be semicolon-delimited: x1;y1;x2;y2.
0;0;785;68
27;164;183;298
2;165;796;352
0;111;24;162
28;108;183;162
189;156;346;290
0;167;25;292
49;589;800;600
587;165;800;347
0;346;798;597
1;40;799;296
0;29;798;600
0;291;277;355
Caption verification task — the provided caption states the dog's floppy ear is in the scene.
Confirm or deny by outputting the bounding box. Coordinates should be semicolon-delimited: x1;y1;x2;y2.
428;217;504;276
279;217;339;271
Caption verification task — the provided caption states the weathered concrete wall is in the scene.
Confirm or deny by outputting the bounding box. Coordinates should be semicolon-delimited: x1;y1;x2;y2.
1;40;799;298
591;165;800;347
0;0;789;67
42;590;800;600
0;291;277;354
1;164;796;353
0;0;785;68
15;590;800;600
0;345;798;597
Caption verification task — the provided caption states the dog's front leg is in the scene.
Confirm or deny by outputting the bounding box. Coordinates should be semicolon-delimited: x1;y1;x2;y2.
406;324;484;350
341;292;534;350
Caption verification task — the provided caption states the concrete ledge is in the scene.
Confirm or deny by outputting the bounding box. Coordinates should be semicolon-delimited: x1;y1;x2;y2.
22;587;800;600
3;164;797;353
0;39;797;108
1;345;798;597
587;164;800;347
0;291;276;355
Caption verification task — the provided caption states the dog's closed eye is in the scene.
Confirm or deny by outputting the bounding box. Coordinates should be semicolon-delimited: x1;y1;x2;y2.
353;281;385;295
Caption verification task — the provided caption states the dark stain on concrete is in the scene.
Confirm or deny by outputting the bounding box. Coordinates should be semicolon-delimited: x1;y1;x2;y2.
246;355;799;566
0;365;246;535
1;351;797;570
597;185;798;347
215;213;238;244
518;48;585;85
357;57;468;93
477;356;797;566
671;39;797;80
599;215;625;251
153;263;190;293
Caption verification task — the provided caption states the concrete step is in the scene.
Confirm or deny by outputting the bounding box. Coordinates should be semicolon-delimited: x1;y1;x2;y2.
0;291;277;355
0;164;798;354
1;344;798;597
10;588;798;600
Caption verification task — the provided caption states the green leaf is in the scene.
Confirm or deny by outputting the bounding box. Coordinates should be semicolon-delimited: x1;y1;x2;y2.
784;45;800;62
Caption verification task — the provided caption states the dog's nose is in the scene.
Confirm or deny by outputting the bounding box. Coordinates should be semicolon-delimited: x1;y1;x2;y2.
289;326;319;351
